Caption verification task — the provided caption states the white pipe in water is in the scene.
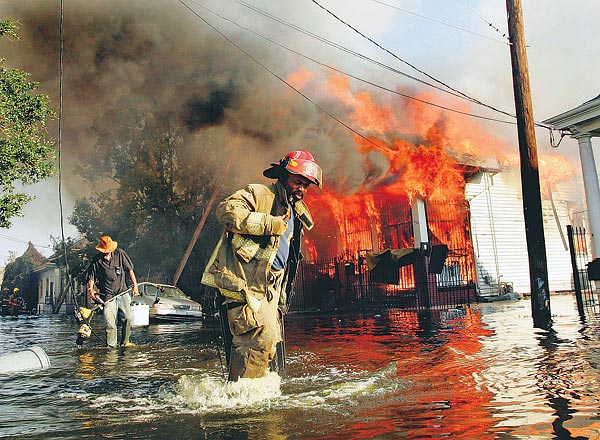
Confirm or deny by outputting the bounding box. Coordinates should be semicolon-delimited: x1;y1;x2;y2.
0;346;51;374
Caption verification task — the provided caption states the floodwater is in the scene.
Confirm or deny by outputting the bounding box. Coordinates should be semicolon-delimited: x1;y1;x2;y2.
1;294;600;440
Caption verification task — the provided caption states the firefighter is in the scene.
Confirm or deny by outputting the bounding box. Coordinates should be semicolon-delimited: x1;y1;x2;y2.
8;288;22;315
202;150;322;381
0;288;10;314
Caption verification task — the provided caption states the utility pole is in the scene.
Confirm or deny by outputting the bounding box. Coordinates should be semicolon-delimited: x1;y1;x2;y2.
506;0;552;328
172;144;239;286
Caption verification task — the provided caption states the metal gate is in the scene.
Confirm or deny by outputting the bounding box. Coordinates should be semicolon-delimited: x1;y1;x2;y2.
567;225;600;317
289;199;477;312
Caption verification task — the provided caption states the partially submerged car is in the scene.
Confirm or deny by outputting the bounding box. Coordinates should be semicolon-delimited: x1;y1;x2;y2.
131;282;202;322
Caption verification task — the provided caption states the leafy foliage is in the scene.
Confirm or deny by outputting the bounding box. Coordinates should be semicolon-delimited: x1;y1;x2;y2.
49;235;96;284
0;19;56;228
1;242;46;311
69;103;224;284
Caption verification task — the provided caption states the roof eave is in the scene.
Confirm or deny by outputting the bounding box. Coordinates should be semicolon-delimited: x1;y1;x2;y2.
542;98;600;131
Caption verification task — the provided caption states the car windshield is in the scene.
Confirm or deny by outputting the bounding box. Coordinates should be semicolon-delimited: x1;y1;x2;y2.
158;286;188;299
138;284;189;299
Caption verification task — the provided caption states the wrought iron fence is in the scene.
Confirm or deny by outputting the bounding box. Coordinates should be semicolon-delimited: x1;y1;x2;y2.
289;245;476;313
287;198;477;312
567;225;599;317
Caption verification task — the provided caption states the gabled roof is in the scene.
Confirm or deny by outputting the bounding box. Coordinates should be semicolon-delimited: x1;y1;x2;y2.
23;242;46;267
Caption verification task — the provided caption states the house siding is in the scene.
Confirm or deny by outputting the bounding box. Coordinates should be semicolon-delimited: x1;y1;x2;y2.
35;264;62;313
466;170;575;297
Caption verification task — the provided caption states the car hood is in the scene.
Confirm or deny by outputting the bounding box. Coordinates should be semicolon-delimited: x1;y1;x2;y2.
155;297;199;307
137;295;200;308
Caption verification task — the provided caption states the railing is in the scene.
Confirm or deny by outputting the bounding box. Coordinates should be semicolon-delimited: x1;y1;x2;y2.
567;225;599;317
289;246;476;313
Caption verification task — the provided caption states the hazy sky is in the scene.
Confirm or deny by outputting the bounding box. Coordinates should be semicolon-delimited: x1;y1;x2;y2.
1;0;599;266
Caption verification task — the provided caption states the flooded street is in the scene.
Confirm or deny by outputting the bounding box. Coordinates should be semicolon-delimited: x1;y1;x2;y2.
1;293;600;439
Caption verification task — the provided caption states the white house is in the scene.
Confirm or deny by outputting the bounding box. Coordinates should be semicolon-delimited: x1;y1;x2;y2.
466;168;582;297
33;262;63;314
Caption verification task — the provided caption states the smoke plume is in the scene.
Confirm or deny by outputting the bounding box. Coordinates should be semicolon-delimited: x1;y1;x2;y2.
0;0;575;203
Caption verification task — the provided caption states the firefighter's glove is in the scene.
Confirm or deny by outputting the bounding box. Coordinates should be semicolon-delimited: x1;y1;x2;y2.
245;294;262;313
268;215;289;236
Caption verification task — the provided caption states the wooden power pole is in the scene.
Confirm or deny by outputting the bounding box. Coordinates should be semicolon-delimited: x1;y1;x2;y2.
172;145;239;286
506;0;552;327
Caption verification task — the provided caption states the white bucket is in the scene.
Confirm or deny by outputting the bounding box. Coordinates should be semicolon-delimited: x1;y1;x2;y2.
131;304;149;327
0;346;51;375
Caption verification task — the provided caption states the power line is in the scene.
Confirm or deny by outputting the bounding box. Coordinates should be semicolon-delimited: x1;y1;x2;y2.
223;1;516;124
234;0;523;123
454;0;509;42
235;0;502;113
181;0;552;135
309;0;552;129
0;233;51;249
310;0;512;114
369;0;509;44
177;0;388;152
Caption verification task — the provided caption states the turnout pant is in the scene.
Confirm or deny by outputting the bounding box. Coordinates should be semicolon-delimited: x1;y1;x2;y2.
226;269;284;381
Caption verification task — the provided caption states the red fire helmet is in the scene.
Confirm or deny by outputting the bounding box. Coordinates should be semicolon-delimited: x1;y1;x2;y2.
263;150;323;188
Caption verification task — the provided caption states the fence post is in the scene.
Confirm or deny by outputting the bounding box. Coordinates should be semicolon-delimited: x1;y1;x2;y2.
414;243;432;309
567;225;585;318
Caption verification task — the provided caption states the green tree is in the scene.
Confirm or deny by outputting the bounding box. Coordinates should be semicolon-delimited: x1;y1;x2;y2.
69;103;223;288
49;235;95;285
0;19;56;228
1;241;46;311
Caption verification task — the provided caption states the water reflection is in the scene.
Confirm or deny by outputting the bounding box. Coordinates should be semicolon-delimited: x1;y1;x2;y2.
531;326;600;439
282;307;499;438
1;294;600;439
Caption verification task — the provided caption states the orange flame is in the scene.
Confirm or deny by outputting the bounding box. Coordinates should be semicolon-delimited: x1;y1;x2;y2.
501;151;576;198
298;69;574;266
286;66;316;90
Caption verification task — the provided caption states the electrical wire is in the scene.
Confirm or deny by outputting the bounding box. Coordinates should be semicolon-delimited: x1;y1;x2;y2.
310;0;506;110
454;0;509;42
57;0;76;314
369;0;510;44
0;233;51;249
309;0;553;129
234;0;514;124
186;0;554;129
177;0;389;153
236;0;467;100
549;129;567;148
58;0;66;256
220;1;516;125
234;0;550;128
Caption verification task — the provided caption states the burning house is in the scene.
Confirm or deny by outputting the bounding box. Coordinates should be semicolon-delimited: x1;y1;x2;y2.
0;1;583;314
291;159;477;312
277;70;581;313
290;162;580;312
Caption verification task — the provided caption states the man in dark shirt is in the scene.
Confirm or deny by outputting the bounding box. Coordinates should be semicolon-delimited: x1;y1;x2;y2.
86;235;139;347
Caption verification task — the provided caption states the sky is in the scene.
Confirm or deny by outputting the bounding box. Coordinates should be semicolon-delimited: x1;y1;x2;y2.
1;0;599;267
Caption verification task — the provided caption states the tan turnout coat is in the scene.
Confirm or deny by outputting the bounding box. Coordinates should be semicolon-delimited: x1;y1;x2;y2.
201;181;313;306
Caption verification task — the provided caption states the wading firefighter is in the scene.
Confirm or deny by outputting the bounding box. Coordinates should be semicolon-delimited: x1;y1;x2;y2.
202;150;322;381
